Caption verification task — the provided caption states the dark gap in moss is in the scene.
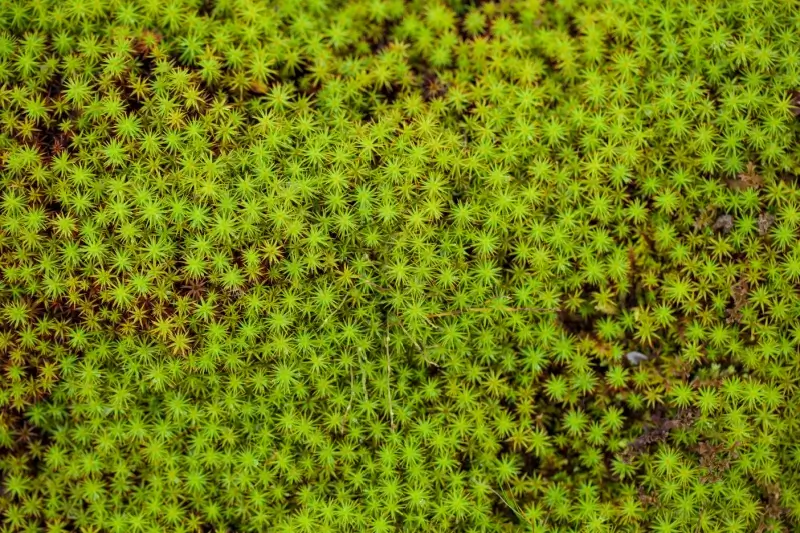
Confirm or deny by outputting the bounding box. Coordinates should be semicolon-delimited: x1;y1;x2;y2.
196;0;215;18
133;51;158;79
557;308;597;337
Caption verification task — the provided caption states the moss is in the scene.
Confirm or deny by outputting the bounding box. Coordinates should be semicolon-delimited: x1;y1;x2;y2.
1;0;800;531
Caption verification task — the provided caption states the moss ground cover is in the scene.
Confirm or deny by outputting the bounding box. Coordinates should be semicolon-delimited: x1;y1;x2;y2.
1;0;800;531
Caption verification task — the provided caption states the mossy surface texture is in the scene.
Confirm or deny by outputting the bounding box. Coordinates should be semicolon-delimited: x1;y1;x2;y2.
2;0;800;531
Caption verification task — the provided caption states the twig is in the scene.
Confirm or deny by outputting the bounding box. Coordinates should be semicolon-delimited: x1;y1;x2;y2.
393;313;422;351
472;477;532;527
350;271;390;294
346;364;355;416
393;312;439;367
385;331;394;430
321;296;349;327
426;306;557;319
361;351;368;400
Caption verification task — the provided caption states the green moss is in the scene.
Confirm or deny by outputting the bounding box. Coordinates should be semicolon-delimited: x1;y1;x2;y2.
1;0;800;531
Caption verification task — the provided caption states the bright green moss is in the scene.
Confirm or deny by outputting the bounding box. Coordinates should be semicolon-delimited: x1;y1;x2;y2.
1;0;800;531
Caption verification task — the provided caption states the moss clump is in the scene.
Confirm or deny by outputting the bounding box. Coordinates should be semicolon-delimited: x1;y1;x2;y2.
1;0;800;531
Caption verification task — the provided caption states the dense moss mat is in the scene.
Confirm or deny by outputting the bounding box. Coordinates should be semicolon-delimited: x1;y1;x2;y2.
2;0;800;531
